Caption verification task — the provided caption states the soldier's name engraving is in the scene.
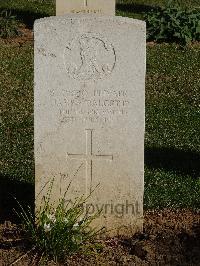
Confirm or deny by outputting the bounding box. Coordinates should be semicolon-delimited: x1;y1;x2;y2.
51;88;130;124
70;99;130;108
71;9;102;14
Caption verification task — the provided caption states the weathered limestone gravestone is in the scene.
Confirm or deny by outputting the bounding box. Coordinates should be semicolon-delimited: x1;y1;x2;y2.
56;0;115;16
34;15;146;235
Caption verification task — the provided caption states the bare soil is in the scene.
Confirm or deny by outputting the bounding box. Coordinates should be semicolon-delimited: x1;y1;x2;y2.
1;26;33;45
0;209;200;265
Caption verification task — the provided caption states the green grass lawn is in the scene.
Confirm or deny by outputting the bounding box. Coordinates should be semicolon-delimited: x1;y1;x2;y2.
0;0;200;212
0;0;199;24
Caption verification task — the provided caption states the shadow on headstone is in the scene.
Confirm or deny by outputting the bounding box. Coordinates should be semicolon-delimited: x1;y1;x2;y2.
0;175;34;223
145;147;200;178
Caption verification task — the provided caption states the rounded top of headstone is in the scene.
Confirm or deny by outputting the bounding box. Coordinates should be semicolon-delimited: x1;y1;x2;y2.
34;14;146;29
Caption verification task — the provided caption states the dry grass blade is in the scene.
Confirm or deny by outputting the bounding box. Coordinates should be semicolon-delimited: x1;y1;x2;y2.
9;246;36;266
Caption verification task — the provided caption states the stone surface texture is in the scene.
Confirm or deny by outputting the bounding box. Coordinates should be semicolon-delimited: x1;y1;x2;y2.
56;0;115;16
34;15;146;236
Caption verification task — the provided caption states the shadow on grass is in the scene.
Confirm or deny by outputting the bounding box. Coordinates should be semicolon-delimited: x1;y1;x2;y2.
0;175;34;223
116;3;160;14
0;8;51;29
145;147;200;178
0;147;199;222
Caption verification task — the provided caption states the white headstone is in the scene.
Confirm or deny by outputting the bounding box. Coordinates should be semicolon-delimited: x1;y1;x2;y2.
56;0;115;16
34;15;146;236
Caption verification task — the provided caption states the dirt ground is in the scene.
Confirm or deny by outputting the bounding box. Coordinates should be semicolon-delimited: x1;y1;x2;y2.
1;25;33;45
0;209;200;266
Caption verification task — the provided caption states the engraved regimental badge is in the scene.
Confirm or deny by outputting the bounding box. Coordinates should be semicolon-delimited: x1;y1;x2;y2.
64;33;116;81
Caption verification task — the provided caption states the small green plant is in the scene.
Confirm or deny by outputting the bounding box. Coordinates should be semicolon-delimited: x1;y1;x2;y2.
15;181;102;263
0;10;20;38
146;1;200;44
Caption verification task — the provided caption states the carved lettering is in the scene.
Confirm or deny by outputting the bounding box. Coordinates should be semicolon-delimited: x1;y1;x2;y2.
71;9;102;14
50;87;130;124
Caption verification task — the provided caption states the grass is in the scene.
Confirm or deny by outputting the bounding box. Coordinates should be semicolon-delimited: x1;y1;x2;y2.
0;0;199;24
0;43;34;183
116;0;200;20
0;0;200;213
16;181;102;262
145;43;200;208
0;10;21;38
0;0;55;16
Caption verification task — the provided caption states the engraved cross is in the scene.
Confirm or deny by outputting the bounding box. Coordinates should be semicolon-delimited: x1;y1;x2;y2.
67;129;113;193
84;0;88;8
